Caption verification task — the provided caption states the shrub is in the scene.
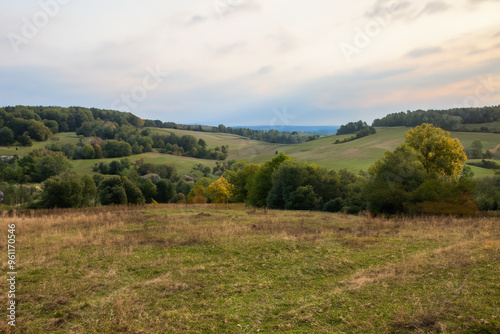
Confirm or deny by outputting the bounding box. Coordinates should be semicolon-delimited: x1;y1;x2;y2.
323;198;344;212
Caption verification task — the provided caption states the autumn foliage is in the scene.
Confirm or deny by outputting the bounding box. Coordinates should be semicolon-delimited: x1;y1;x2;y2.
208;176;234;204
405;123;467;177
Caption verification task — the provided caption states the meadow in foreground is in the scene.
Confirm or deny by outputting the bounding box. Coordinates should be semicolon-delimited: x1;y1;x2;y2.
1;204;499;333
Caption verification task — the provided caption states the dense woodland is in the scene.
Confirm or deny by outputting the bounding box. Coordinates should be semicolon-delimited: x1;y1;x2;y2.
372;105;500;132
0;106;228;160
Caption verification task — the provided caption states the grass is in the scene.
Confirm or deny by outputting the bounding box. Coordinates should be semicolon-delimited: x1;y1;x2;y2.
70;153;217;176
458;121;500;132
1;205;499;333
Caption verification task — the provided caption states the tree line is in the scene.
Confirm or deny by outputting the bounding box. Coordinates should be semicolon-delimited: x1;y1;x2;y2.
372;105;500;132
144;121;321;144
334;121;376;144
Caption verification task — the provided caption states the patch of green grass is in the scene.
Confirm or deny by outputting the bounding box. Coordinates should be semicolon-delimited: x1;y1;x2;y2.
69;152;216;176
0;133;81;156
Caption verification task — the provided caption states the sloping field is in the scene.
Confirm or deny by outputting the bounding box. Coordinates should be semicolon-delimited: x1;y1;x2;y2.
1;204;498;333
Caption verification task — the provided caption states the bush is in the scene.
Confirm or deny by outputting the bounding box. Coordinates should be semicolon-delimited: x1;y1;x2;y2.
99;176;128;205
0;127;15;146
172;193;186;204
102;140;132;158
475;176;500;211
19;134;33;147
323;198;344;212
155;179;175;203
42;173;96;208
123;179;145;205
286;185;320;211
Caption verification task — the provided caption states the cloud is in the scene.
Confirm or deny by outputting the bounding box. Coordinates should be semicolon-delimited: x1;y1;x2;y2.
406;47;442;58
365;67;416;80
256;66;273;75
213;0;262;20
265;31;298;53
468;0;498;4
418;1;450;15
365;0;412;20
468;49;486;56
189;15;206;25
1;1;500;127
215;42;246;56
366;0;450;22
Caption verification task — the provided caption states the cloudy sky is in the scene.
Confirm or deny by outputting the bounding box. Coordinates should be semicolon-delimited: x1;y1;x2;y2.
1;0;500;126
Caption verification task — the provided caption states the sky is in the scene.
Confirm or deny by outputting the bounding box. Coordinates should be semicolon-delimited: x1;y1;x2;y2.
1;0;500;127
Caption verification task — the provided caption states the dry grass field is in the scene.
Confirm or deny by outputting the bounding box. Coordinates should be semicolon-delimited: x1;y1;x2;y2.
1;205;499;333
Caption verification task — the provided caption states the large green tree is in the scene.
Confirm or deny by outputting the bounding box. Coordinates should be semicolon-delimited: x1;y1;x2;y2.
405;123;467;177
367;125;474;215
246;153;292;207
367;144;427;214
227;163;260;203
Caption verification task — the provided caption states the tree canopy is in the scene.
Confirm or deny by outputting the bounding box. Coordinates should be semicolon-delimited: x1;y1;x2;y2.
367;125;475;215
404;124;467;177
208;176;234;204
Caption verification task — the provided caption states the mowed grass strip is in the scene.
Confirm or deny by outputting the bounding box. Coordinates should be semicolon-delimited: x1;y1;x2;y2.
0;205;499;333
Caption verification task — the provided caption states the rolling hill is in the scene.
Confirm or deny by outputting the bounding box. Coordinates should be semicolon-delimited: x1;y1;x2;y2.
2;126;497;177
138;127;500;177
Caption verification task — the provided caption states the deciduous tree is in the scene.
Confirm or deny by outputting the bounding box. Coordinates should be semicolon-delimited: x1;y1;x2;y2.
404;123;467;177
208;176;234;204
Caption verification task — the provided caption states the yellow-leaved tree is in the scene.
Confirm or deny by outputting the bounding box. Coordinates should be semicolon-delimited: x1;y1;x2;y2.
405;123;467;177
208;176;234;204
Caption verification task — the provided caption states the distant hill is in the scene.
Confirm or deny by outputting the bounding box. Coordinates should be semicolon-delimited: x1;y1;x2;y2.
231;125;340;136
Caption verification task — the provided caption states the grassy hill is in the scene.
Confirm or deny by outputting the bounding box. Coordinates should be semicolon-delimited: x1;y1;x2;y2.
3;204;498;333
1;127;499;177
152;127;500;173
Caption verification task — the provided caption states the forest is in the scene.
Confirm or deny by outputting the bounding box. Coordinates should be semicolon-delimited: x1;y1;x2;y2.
372;105;500;132
0;106;228;160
